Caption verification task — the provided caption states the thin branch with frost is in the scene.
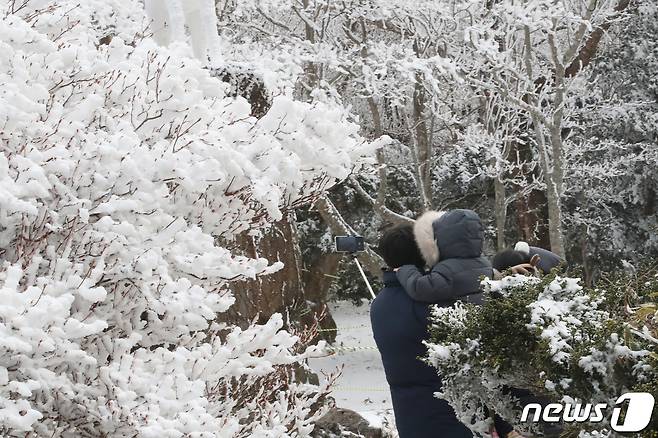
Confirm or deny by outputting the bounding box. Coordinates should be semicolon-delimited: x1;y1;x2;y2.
349;176;414;225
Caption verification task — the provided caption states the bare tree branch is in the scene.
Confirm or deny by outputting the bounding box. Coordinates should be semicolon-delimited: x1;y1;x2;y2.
565;0;632;77
349;177;414;226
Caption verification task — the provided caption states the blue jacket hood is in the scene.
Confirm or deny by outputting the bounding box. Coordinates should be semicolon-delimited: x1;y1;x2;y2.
433;209;484;261
413;209;485;265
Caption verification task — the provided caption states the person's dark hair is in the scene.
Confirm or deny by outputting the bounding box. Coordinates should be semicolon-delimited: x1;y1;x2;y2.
378;224;425;269
492;249;529;271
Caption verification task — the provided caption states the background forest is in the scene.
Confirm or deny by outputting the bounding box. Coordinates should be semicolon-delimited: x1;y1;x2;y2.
216;0;658;320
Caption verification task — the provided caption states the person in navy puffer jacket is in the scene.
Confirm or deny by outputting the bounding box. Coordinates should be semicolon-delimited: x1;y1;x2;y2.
370;223;474;438
395;209;492;304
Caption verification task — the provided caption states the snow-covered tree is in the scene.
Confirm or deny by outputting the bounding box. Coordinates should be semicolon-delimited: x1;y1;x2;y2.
453;0;634;259
211;1;658;313
0;0;378;435
563;0;658;275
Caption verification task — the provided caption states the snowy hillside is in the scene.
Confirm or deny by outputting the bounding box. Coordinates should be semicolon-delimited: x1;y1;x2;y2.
308;300;395;431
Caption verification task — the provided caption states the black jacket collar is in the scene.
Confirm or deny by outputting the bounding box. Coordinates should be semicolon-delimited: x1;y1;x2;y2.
382;269;400;287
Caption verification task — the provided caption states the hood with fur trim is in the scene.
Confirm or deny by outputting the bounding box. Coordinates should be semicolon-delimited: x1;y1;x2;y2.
413;209;484;266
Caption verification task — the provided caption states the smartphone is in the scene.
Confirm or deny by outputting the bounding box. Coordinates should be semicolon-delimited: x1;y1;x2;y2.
334;236;365;253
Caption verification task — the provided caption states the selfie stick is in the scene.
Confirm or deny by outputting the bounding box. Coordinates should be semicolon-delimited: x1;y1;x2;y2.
352;255;376;300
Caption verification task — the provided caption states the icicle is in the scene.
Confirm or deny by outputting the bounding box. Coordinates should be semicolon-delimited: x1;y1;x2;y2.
182;0;221;64
144;0;173;45
164;0;187;43
145;0;220;64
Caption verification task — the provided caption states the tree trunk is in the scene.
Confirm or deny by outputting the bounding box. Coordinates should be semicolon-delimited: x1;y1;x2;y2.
412;72;432;210
530;118;565;258
514;189;551;249
544;175;565;259
366;97;391;216
545;32;568;260
546;116;566;259
564;0;632;78
494;176;507;250
223;216;337;341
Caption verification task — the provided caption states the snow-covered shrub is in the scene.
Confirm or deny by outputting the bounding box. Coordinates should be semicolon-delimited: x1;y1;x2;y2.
0;0;377;436
425;268;658;437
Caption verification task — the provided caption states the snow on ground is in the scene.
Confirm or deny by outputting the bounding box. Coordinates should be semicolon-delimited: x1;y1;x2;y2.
308;300;397;433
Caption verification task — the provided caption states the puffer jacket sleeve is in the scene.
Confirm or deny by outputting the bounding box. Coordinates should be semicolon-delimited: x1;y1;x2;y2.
395;262;456;303
529;246;563;273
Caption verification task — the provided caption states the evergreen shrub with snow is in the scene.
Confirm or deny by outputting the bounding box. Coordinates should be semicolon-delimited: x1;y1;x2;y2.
425;267;658;437
0;0;378;436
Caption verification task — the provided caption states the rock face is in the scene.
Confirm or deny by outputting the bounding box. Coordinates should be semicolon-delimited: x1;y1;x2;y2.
312;408;384;438
224;216;337;342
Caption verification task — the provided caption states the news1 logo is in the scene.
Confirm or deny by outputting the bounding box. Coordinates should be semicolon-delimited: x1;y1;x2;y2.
521;392;655;432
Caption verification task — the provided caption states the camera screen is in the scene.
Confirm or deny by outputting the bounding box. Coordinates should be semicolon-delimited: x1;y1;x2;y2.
335;236;365;253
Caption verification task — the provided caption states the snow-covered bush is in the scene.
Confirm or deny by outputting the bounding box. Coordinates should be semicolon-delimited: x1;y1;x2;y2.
0;0;377;435
425;268;658;437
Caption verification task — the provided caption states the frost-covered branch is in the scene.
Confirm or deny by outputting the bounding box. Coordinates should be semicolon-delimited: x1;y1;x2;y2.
349;176;414;226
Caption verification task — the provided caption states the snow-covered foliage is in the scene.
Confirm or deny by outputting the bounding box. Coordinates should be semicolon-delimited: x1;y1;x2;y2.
425;269;658;437
219;0;655;254
564;0;658;269
0;0;378;435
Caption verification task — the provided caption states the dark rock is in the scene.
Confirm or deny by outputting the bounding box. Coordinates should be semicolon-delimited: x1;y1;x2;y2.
312;408;383;438
210;66;271;119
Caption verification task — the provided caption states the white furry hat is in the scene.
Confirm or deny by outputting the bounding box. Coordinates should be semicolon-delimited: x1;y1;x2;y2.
514;241;531;255
413;210;444;266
